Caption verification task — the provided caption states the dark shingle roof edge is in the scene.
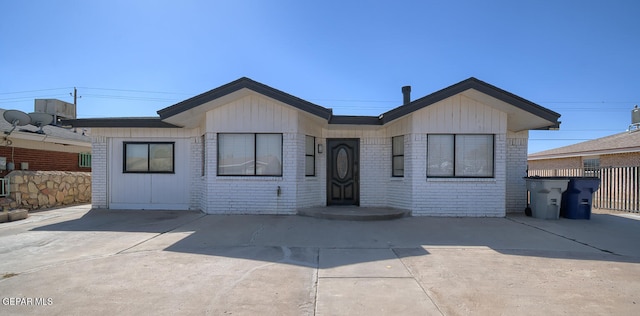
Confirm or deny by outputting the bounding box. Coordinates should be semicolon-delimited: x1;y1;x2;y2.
381;77;561;125
157;77;333;120
62;117;180;128
63;77;561;129
328;115;382;125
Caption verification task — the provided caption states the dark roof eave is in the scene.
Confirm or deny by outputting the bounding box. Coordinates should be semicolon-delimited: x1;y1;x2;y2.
62;118;181;128
381;77;561;125
157;77;333;121
328;116;382;125
532;121;561;130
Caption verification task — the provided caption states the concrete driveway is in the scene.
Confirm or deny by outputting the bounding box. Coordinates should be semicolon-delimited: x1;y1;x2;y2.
1;205;639;315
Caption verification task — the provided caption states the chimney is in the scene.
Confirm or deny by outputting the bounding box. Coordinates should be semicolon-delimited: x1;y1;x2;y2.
402;86;411;105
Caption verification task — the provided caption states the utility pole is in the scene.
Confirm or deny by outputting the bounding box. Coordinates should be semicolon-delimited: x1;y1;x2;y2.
72;87;79;119
66;87;80;130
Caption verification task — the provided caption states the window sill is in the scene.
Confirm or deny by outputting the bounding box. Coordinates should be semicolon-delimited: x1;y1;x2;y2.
215;176;284;181
427;177;496;183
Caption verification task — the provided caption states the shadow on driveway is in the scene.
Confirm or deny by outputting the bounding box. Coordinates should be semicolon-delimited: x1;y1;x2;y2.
29;208;640;268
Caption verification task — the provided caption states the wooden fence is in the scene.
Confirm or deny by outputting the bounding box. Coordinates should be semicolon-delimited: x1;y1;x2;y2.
528;166;640;213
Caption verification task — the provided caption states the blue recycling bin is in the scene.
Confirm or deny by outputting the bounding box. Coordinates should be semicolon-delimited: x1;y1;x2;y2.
560;177;600;219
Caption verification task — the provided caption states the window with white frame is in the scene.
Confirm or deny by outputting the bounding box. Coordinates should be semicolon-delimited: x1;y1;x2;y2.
123;142;174;173
427;134;494;178
305;135;315;176
217;133;282;176
392;135;404;177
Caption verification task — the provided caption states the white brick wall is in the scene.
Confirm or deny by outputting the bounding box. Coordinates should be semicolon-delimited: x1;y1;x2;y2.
189;136;203;211
91;136;108;208
410;133;507;217
360;137;390;207
201;132;216;212
204;132;298;214
388;134;412;210
292;131;512;216
93;129;520;217
506;131;528;213
90;101;531;217
296;134;325;208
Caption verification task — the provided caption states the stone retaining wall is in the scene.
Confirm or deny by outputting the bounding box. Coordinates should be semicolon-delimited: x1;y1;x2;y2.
1;171;91;210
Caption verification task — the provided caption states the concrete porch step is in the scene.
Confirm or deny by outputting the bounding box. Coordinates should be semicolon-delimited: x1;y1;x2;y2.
297;206;411;221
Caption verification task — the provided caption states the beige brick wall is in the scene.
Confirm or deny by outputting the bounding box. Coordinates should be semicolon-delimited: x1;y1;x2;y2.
529;152;640;170
600;153;640;167
528;157;582;170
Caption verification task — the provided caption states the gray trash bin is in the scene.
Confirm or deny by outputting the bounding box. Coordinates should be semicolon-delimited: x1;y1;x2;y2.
525;177;570;219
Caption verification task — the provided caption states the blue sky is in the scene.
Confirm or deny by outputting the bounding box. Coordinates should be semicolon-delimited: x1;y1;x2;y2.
1;0;639;154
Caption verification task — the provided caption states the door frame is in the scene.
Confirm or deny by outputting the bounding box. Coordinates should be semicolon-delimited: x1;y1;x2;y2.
326;138;360;206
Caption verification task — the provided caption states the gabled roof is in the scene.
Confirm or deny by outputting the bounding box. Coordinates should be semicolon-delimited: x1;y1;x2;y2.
65;76;561;131
529;130;640;160
381;77;560;126
157;77;332;121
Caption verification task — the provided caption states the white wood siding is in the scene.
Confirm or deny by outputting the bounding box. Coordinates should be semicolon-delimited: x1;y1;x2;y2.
206;95;298;133
108;137;192;210
386;116;411;137
411;95;507;134
324;128;384;139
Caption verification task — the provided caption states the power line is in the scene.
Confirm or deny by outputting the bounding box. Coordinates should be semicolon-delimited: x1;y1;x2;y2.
0;94;71;102
82;94;181;102
0;87;73;95
1;87;637;110
78;86;194;96
1;87;637;104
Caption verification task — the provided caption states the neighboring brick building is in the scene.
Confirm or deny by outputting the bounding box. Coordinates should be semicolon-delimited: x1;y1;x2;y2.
0;108;91;178
528;130;640;170
66;77;560;216
528;130;640;212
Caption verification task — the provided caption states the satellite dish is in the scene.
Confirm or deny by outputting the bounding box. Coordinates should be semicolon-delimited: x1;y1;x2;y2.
28;112;54;134
3;110;31;135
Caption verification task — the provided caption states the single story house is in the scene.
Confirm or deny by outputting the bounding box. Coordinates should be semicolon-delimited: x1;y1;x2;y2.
528;130;640;171
65;77;560;216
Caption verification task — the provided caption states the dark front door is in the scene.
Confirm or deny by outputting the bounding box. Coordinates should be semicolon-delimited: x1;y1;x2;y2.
327;139;360;206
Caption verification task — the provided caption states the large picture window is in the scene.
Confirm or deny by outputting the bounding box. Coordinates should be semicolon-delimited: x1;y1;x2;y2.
392;135;404;177
123;142;174;173
427;134;494;178
218;133;282;176
305;135;315;176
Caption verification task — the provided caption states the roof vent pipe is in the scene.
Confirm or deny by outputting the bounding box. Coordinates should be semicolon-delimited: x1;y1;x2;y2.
402;86;411;105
